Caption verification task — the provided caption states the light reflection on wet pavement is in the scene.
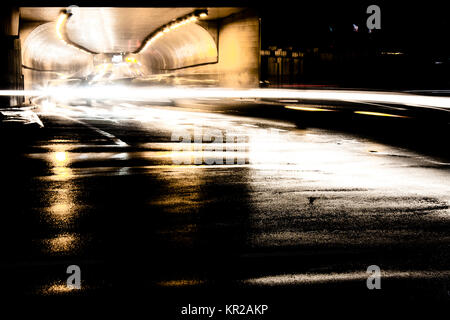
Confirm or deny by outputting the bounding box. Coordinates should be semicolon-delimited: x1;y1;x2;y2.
1;101;449;301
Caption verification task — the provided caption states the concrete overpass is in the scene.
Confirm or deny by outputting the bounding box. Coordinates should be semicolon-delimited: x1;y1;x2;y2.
1;6;261;106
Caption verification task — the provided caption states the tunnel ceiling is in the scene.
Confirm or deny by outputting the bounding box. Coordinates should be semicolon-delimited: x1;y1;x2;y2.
20;7;243;53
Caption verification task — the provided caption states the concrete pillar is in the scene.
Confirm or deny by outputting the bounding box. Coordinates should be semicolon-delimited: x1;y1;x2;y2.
173;9;261;88
0;7;23;106
217;9;261;87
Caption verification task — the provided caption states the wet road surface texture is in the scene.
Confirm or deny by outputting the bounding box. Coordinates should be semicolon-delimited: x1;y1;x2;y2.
1;96;449;311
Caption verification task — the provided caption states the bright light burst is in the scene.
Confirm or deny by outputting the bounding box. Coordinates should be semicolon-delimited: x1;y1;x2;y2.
2;88;450;110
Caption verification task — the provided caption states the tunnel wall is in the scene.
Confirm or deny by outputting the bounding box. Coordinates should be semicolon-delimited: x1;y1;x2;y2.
175;9;261;88
139;22;218;73
21;22;93;89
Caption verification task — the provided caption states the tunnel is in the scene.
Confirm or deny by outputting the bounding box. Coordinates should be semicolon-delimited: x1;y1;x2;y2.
17;7;261;90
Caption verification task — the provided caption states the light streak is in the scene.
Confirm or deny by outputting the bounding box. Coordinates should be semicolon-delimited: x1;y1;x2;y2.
285;105;335;112
354;111;409;118
2;88;450;111
244;270;450;286
55;13;68;40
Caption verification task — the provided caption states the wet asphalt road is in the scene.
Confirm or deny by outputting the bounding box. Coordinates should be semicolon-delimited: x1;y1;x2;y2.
1;97;450;310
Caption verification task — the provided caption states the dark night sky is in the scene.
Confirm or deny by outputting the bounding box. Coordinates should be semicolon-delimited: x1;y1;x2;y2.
259;2;450;53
